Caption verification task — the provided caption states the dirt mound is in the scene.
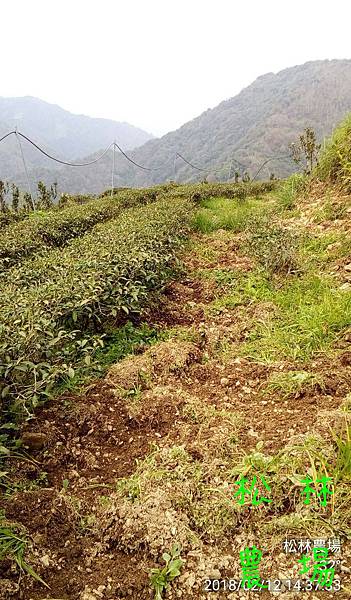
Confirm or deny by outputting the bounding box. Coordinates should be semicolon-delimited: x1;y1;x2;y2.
106;339;201;393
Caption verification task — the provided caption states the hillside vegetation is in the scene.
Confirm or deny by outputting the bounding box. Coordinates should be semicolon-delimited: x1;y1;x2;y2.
316;113;351;191
5;59;351;194
0;118;350;599
0;96;153;186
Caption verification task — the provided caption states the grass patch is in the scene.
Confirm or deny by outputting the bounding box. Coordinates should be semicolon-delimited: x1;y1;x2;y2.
311;196;350;223
192;196;268;233
242;273;351;362
208;270;273;312
299;231;351;270
53;321;166;398
265;370;325;399
0;521;48;587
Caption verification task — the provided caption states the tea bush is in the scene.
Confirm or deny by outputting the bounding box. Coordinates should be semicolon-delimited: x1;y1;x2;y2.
0;198;193;422
0;189;162;272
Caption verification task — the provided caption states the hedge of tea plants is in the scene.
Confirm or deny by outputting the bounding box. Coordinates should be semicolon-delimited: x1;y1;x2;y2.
0;197;193;423
0;188;160;272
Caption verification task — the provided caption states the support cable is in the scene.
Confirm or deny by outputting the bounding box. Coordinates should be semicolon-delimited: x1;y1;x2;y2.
252;155;293;181
17;132;114;166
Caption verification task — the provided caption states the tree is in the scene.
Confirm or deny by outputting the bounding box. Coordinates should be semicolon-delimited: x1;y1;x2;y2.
290;127;321;175
0;180;9;213
37;181;53;210
11;184;20;212
23;192;34;212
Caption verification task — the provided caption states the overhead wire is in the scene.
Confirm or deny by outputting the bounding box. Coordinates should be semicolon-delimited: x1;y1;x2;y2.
0;130;16;144
252;154;293;180
0;129;292;182
16;132;115;166
113;141;174;171
176;152;249;175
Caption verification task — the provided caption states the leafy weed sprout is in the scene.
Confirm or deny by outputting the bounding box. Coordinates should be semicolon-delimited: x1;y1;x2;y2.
149;544;184;600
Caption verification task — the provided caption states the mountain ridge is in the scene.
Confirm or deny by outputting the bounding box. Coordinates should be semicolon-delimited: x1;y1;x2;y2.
2;59;351;193
0;96;154;183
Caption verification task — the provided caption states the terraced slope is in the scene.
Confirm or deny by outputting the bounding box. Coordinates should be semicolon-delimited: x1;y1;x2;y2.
0;181;350;599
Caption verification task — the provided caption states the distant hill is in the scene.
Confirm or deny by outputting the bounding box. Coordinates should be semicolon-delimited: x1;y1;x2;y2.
2;59;351;194
0;96;153;186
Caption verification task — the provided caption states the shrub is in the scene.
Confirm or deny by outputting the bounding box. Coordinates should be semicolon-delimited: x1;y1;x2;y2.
316;113;351;191
246;215;298;274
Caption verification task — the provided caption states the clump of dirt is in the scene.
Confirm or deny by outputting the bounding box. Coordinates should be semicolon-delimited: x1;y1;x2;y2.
106;339;201;393
97;488;196;558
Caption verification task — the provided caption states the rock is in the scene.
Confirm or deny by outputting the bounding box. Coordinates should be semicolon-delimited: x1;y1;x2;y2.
339;282;351;291
185;573;196;588
20;432;48;450
40;554;50;567
340;352;351;367
220;377;229;386
341;565;351;573
80;592;97;600
344;263;351;271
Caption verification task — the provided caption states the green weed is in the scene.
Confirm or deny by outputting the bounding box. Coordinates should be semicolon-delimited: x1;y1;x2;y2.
150;544;184;600
316;113;351;191
192;197;267;233
0;522;48;587
330;418;351;482
312;196;350;223
276;174;307;211
242;274;351;362
207;270;273;313
265;370;325;398
245;215;298;274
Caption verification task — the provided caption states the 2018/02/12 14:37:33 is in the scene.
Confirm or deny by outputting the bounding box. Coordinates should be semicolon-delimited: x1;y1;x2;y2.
203;578;342;592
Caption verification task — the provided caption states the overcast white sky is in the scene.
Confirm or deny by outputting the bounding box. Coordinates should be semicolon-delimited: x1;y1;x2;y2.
1;0;351;136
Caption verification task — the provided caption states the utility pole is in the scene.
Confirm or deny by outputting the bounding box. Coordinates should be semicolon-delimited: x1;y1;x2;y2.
111;142;116;198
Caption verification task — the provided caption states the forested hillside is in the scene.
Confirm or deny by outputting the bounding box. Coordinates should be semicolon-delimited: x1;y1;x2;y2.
3;59;351;194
